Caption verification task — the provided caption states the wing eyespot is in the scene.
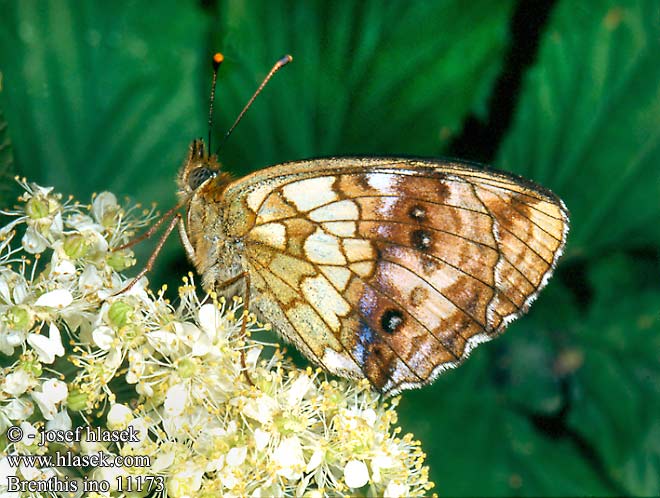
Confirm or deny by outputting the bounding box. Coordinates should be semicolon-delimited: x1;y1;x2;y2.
411;229;433;251
408;205;427;222
381;309;404;334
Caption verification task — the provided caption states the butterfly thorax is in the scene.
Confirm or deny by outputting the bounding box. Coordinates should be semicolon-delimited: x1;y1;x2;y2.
177;139;242;289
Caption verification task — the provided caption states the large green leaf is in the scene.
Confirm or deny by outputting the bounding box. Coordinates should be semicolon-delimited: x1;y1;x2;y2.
0;0;208;203
497;0;660;256
211;0;515;174
567;253;660;496
0;0;514;201
399;347;613;496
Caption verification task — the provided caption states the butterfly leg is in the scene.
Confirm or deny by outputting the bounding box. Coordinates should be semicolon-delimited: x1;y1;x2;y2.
114;200;185;251
116;213;182;294
213;271;254;387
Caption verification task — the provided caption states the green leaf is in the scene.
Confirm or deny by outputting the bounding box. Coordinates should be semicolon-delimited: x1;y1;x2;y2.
497;0;660;256
212;0;515;174
0;0;209;205
399;351;613;496
567;254;660;496
0;101;17;206
0;0;515;200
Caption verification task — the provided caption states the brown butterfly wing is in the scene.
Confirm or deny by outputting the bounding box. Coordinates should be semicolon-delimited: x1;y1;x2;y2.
222;158;569;395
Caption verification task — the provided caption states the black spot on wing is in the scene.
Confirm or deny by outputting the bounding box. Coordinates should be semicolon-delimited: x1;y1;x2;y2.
381;309;404;334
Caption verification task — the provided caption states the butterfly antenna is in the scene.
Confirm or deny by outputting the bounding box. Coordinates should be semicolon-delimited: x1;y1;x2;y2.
219;54;293;150
207;52;224;152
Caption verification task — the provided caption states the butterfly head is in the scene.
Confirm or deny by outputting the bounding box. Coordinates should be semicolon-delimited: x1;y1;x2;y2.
177;139;230;199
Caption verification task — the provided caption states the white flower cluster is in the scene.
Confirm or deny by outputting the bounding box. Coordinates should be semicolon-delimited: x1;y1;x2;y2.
0;180;435;497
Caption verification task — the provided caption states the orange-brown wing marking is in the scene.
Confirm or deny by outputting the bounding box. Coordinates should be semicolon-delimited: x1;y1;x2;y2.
226;158;568;395
247;254;424;388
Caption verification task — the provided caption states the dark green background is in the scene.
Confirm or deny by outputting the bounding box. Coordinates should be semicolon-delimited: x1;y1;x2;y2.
2;1;660;495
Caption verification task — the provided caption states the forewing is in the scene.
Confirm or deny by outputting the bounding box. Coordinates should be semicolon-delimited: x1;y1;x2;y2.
223;158;569;395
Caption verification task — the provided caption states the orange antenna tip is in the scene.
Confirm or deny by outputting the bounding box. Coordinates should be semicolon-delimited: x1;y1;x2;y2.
278;54;293;66
213;52;224;67
219;53;293;149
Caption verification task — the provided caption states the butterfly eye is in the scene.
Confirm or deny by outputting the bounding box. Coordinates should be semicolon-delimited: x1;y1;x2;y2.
188;167;216;190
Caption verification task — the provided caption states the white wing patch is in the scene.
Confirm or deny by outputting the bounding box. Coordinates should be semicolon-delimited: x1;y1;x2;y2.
366;173;399;193
320;266;352;291
322;348;363;378
247;184;274;212
301;275;350;332
349;261;375;278
304;228;346;265
309;199;359;222
322;221;356;237
282;177;337;211
247;222;287;250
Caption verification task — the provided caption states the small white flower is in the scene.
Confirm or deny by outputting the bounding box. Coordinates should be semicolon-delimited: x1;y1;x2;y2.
19;421;39;446
272;436;305;480
107;404;133;430
50;255;76;280
371;453;394;483
21;225;49;253
3;329;26;351
0;330;22;356
253;428;270;451
104;347;123;371
245;344;262;367
168;463;204;497
361;408;377;427
344;459;370;489
78;264;103;294
80;434;106;454
174;321;202;350
92;325;115;350
206;454;225;472
0;273;12;303
31;379;68;420
384;481;409;498
3;398;34;420
126;350;145;384
226;446;247;467
0;455;17;485
90;463;128;492
146;329;179;355
2;370;32;396
92;191;118;225
34;288;73;308
20;461;43;480
27;322;65;364
286;374;313;406
46;409;72;433
164;384;187;417
65;212;100;232
242;394;278;424
151;450;176;473
305;447;324;472
43;379;69;403
198;303;222;341
12;278;29;305
127;417;149;449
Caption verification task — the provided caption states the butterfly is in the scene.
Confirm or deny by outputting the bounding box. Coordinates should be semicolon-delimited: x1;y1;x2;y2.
125;55;569;396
